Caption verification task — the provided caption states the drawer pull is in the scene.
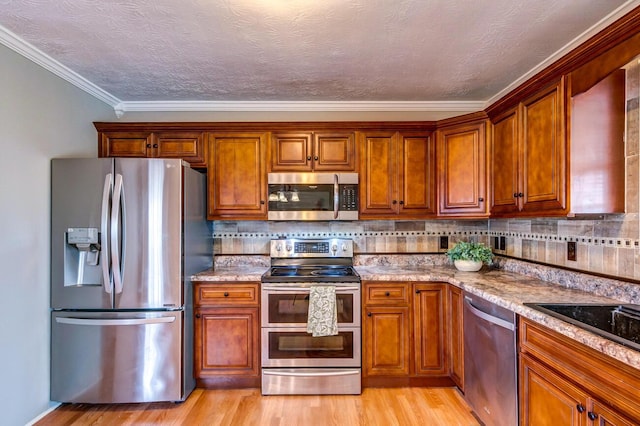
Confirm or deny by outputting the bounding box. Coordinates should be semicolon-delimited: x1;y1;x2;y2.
223;292;229;297
385;292;390;297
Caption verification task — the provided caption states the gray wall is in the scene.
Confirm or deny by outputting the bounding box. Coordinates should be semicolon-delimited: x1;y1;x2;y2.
0;44;115;425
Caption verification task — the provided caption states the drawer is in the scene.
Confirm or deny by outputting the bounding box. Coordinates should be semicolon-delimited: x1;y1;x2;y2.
363;282;410;305
195;283;259;306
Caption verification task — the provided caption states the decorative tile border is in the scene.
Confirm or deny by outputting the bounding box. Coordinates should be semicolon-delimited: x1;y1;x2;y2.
488;231;639;249
212;230;491;239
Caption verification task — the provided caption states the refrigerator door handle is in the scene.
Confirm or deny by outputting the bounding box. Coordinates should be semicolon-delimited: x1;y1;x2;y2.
101;173;113;294
111;173;124;294
55;316;176;326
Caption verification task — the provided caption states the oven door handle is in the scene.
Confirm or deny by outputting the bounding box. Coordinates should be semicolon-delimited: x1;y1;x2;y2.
262;370;360;377
261;286;360;292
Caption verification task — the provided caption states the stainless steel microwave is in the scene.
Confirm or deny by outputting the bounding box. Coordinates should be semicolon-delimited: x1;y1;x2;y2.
267;173;358;221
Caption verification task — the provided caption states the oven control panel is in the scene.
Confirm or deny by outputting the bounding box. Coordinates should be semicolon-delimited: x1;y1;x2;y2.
270;238;354;258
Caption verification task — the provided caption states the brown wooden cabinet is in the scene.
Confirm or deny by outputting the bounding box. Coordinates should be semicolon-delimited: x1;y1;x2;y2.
491;78;567;216
362;281;451;387
436;119;488;217
207;133;268;220
270;131;356;172
359;131;436;219
99;130;206;167
447;285;464;390
519;317;640;425
193;282;260;388
413;283;447;376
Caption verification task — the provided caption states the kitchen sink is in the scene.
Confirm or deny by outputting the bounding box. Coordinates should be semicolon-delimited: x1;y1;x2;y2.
524;303;640;352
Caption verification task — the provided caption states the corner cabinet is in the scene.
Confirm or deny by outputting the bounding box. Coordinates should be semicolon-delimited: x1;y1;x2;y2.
270;131;356;172
359;131;436;219
490;78;567;216
207;133;268;220
193;282;260;388
98;130;206;168
436;119;489;217
362;281;451;387
519;317;640;425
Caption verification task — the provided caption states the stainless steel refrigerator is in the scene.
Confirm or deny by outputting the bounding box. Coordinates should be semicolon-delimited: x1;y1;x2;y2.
50;158;212;403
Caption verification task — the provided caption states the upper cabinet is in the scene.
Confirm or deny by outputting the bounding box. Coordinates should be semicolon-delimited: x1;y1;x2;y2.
98;130;206;168
207;133;268;220
270;131;356;172
436;118;489;218
359;131;436;219
491;78;567;216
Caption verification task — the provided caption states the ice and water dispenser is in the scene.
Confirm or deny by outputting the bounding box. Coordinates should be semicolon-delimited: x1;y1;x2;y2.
64;227;102;286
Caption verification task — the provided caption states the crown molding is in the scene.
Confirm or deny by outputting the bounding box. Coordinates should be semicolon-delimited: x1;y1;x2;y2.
0;24;121;107
484;0;640;108
113;100;484;117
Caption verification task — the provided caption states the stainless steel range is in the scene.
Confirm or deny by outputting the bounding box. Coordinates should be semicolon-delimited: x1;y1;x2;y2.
261;238;361;395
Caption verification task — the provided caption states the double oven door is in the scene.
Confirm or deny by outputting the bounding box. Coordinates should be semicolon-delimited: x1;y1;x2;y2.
261;282;361;368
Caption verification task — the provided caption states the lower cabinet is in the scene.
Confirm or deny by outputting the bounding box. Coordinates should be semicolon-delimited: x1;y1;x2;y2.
362;281;453;387
519;318;640;425
193;282;260;388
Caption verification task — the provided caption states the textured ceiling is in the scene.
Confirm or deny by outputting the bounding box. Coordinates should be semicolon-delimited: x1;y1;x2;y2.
0;0;634;105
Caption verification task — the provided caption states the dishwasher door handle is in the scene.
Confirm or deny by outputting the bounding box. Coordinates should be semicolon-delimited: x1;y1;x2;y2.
465;296;515;331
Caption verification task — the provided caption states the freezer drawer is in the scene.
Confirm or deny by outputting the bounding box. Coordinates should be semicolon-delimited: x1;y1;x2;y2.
51;310;189;403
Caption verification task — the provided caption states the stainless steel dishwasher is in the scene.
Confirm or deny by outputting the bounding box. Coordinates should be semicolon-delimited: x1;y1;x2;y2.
463;292;517;426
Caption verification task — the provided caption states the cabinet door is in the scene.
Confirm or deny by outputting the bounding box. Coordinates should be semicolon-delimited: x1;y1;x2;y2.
589;400;637;426
437;121;488;217
490;107;521;215
100;131;152;158
359;132;398;216
363;306;410;376
270;132;313;171
194;307;260;377
448;285;464;390
413;283;447;376
398;133;436;217
520;354;588;426
313;132;356;171
521;78;566;213
208;133;267;219
155;131;205;167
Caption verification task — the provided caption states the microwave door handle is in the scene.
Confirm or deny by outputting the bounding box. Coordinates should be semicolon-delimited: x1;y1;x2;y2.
334;174;339;219
101;173;113;294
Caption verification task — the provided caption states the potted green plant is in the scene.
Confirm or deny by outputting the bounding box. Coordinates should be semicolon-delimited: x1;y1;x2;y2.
446;241;494;272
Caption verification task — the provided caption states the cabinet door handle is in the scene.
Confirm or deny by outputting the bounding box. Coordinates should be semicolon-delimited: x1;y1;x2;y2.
195;313;201;319
223;292;229;297
314;156;319;161
260;200;265;204
576;404;585;413
307;156;312;161
518;192;524;197
478;198;484;202
392;200;397;205
153;144;158;148
367;312;372;317
415;289;421;294
146;144;151;148
587;412;598;421
399;200;404;205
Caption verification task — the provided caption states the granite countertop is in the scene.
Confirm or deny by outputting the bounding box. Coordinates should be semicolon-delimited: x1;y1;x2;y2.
192;261;640;370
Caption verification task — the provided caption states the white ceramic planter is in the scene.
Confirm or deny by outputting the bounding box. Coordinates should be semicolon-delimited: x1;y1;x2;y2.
454;259;483;272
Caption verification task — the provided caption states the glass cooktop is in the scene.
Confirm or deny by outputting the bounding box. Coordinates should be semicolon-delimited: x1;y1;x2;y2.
525;303;640;352
262;266;360;283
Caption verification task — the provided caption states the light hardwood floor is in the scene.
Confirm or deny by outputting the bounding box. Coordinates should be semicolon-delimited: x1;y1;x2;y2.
36;387;480;425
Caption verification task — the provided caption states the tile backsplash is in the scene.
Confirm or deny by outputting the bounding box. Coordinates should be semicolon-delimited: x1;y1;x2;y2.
212;59;640;282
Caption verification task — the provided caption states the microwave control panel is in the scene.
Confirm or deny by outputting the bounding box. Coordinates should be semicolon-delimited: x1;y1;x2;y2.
339;185;358;211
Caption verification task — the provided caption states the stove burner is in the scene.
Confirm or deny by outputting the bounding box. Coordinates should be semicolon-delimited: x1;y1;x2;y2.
310;268;350;277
